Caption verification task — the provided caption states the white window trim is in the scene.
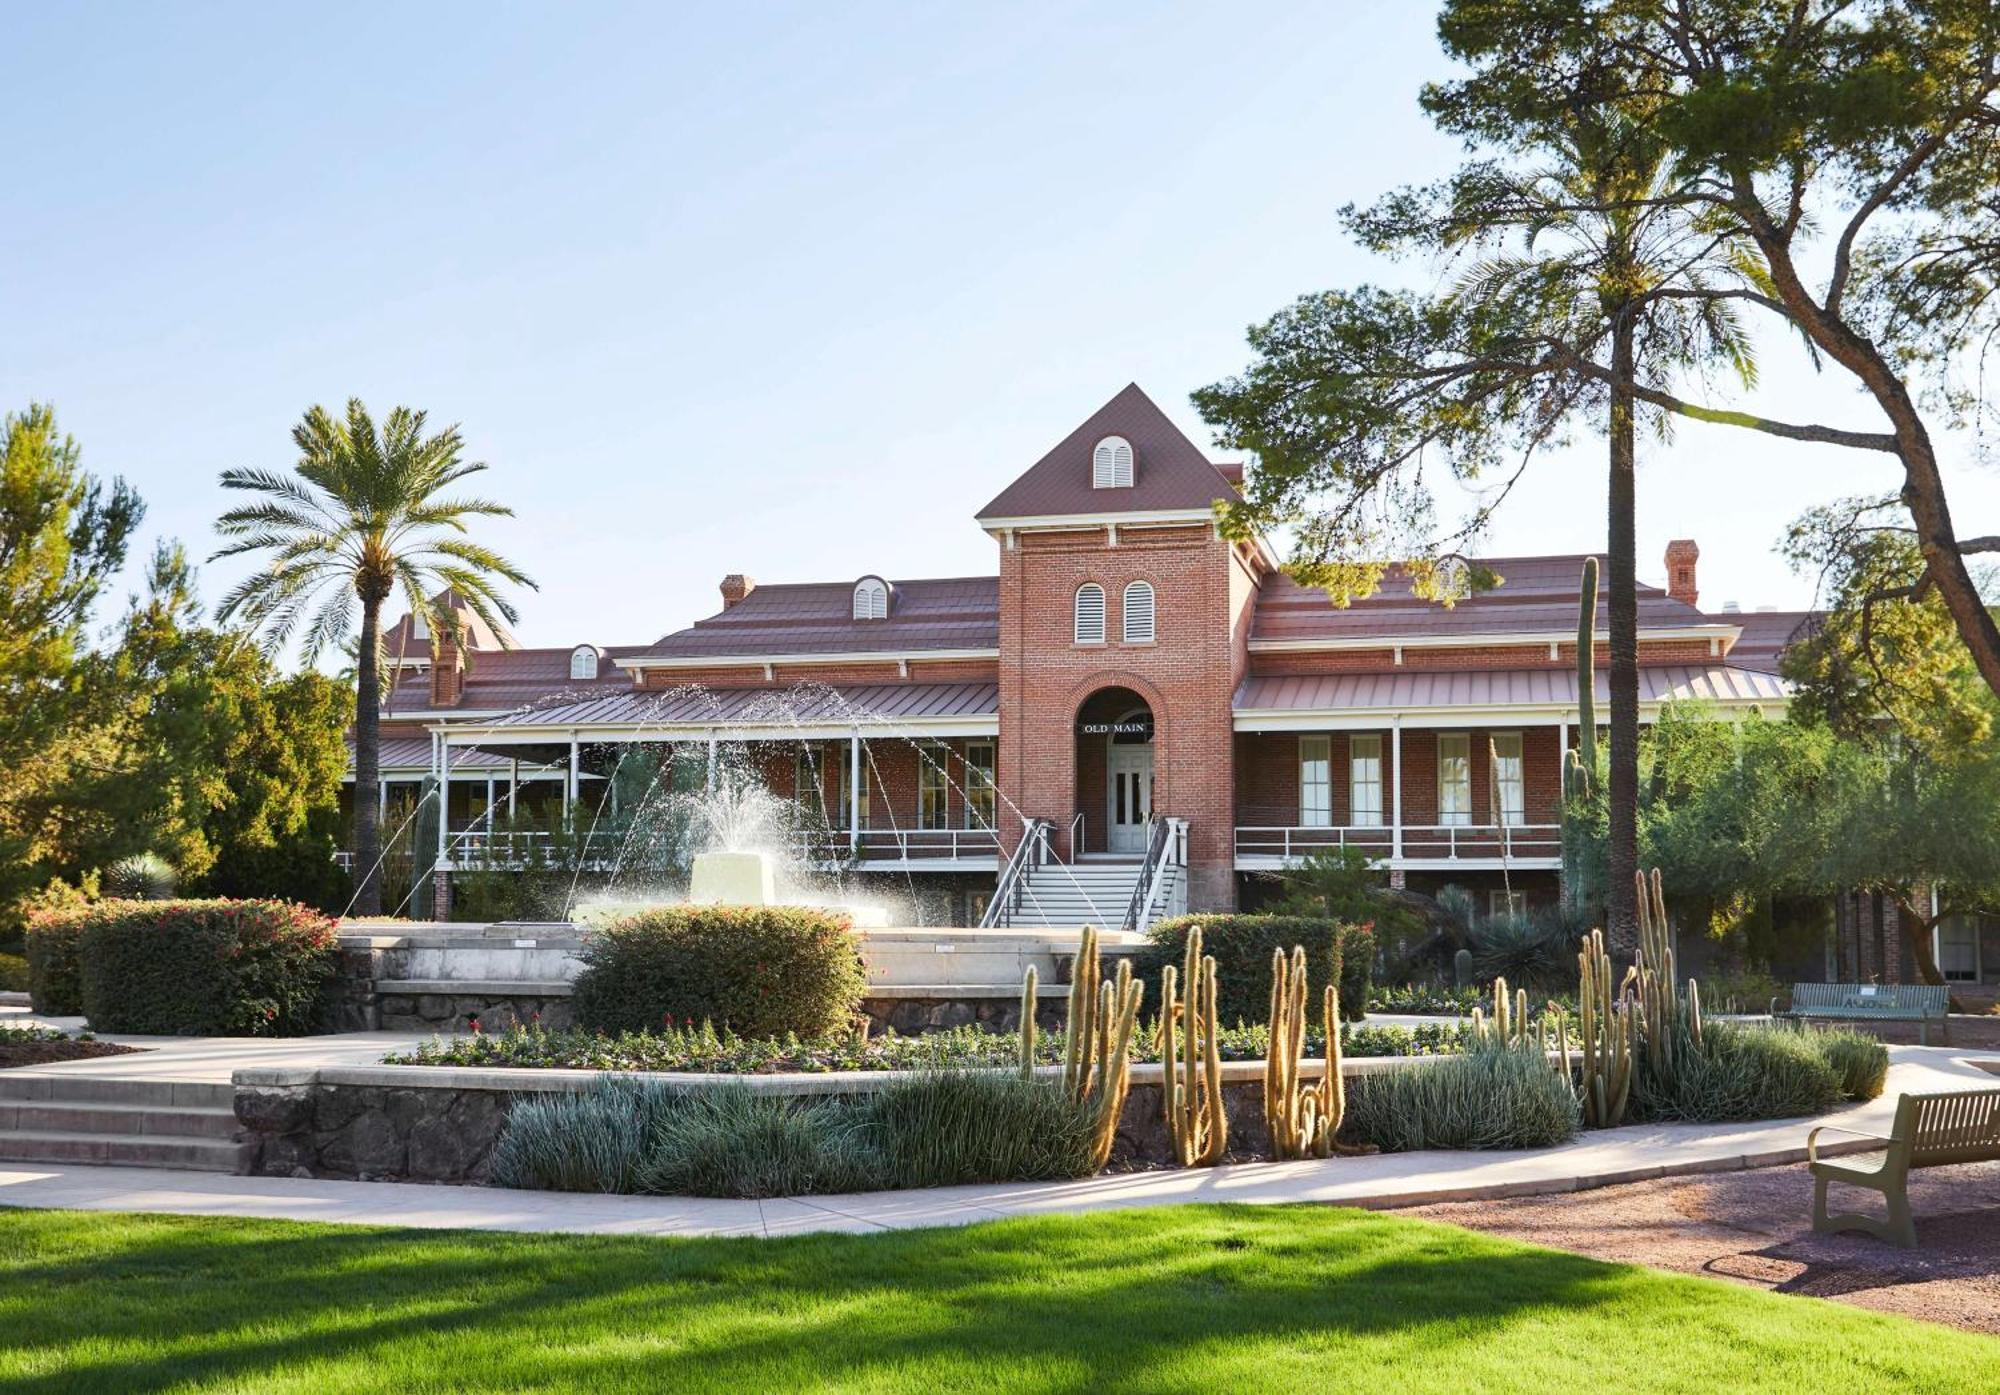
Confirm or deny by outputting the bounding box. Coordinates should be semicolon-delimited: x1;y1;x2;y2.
1299;734;1332;828
852;578;889;620
963;740;997;830
1349;733;1384;828
1122;581;1156;644
569;645;599;680
917;742;951;831
1074;583;1106;645
1491;731;1525;827
1438;732;1472;827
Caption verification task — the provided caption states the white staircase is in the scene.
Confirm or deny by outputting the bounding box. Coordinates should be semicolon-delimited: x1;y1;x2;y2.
1005;859;1182;929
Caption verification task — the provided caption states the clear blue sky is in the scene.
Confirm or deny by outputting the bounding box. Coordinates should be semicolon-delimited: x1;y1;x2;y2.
5;2;1991;651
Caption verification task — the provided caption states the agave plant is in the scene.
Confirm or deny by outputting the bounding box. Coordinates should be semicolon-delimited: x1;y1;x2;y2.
102;852;176;901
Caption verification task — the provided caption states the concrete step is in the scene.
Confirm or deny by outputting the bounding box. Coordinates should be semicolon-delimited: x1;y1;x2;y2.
0;1076;232;1109
0;1129;250;1172
0;1100;239;1139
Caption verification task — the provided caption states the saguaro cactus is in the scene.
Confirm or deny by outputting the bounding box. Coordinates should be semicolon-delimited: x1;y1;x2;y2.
1159;926;1228;1167
1266;945;1353;1160
1018;965;1038;1081
1577;927;1634;1127
1063;925;1144;1171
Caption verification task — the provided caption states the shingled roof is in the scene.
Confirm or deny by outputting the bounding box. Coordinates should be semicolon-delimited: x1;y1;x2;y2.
975;383;1241;521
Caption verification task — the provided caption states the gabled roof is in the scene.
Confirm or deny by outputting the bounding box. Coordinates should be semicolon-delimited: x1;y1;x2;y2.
637;576;1000;662
976;383;1241;522
383;643;649;715
381;587;520;659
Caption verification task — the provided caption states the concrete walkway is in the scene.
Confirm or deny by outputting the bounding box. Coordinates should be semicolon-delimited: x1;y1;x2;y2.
2;1046;1994;1239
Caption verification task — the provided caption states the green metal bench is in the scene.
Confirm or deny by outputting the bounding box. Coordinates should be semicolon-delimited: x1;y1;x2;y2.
1808;1089;2000;1247
1775;982;1951;1045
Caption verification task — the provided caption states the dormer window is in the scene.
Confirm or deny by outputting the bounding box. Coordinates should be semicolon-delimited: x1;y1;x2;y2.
852;576;890;620
569;645;599;680
1091;435;1134;489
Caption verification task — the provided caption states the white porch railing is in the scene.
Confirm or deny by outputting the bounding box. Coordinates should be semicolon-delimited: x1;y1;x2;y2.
1234;823;1560;863
438;824;1001;870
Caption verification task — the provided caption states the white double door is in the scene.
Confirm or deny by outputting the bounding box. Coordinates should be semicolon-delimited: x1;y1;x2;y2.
1107;744;1154;854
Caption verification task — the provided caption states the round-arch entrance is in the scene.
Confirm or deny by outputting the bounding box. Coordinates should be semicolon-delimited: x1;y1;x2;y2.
1073;685;1154;856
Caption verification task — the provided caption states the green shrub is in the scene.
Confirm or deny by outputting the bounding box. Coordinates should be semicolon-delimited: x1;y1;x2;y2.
637;1087;879;1198
1342;1042;1581;1152
1816;1029;1890;1102
1142;914;1367;1026
24;912;88;1015
0;952;29;993
53;899;337;1035
572;905;866;1039
1631;1023;1843;1123
854;1071;1099;1189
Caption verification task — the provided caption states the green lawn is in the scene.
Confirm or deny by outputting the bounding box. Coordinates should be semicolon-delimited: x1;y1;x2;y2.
1;1204;1992;1393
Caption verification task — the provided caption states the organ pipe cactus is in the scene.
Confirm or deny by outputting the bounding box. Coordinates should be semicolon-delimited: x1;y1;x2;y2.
1265;945;1351;1160
1471;976;1533;1049
1063;925;1143;1171
1159;926;1228;1167
1577;927;1635;1127
1632;867;1702;1075
1018;965;1038;1081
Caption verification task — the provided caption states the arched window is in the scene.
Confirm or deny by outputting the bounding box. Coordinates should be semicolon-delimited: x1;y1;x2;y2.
1074;583;1106;644
569;645;599;680
1122;581;1156;643
1091;435;1134;489
852;577;889;620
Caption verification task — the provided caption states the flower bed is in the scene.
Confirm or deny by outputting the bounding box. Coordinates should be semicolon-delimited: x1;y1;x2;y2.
382;1019;1474;1074
0;1025;143;1069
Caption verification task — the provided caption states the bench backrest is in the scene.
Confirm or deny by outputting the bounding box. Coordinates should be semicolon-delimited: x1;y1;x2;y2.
1790;983;1948;1015
1891;1090;2000;1167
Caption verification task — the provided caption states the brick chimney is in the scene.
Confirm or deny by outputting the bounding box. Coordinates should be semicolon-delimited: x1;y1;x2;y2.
428;597;466;708
1664;539;1700;607
719;574;756;609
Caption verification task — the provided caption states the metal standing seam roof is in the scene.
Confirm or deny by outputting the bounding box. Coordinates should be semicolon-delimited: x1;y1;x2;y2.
636;576;1001;661
975;383;1242;520
356;736;521;772
469;681;1001;730
1233;665;1791;713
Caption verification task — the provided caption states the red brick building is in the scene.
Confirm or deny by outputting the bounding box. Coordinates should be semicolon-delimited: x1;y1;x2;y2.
356;384;1804;931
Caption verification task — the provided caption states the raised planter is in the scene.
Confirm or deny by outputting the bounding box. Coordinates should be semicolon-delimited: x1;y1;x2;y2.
233;1055;1423;1185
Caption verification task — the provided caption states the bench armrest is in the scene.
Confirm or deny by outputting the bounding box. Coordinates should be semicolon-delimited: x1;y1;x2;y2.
1807;1124;1892;1163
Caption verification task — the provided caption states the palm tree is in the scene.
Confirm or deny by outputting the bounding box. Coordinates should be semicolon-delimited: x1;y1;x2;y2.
212;400;534;915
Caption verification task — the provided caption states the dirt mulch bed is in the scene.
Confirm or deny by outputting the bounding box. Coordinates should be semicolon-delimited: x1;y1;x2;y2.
1394;1158;2000;1334
0;1040;145;1069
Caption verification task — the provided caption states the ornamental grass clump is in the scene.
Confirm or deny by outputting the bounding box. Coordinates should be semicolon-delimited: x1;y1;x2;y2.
855;1070;1099;1189
1817;1029;1890;1102
572;905;866;1039
489;1079;677;1193
1630;1022;1844;1124
636;1086;880;1198
1342;1041;1581;1153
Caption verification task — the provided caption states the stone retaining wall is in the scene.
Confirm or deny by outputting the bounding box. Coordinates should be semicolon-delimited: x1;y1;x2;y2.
234;1057;1415;1184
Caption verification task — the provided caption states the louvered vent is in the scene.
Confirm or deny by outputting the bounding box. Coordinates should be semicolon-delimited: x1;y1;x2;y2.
852;578;889;620
1074;583;1106;643
1091;436;1134;488
1122;581;1155;643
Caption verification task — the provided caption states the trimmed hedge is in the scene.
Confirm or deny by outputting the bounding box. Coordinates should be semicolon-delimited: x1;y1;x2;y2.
34;899;337;1036
572;905;866;1039
24;914;87;1015
1141;914;1372;1026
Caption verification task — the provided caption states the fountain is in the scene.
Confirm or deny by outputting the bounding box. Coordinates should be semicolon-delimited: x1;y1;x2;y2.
687;850;778;907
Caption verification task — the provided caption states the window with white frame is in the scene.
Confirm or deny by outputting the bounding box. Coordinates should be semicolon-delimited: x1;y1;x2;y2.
1299;735;1332;827
1091;435;1134;488
963;741;996;830
569;645;598;680
918;744;950;830
1491;732;1525;826
837;753;870;830
1349;734;1384;827
1074;583;1106;643
1438;733;1472;826
1488;889;1526;920
794;747;825;819
1122;581;1156;643
852;577;889;620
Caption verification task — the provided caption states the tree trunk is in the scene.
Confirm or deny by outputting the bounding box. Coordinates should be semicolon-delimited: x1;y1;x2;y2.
1606;309;1640;950
1890;889;1947;987
350;598;383;917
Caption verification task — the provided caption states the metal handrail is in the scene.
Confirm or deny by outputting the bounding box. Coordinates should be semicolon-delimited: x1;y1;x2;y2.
1068;811;1086;858
1119;817;1175;934
1233;822;1559;861
981;817;1051;928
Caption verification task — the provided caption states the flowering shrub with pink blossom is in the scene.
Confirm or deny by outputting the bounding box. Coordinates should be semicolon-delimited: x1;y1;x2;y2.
29;898;337;1036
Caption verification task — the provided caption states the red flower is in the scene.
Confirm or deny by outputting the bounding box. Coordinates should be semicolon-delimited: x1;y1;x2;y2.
468;1017;482;1034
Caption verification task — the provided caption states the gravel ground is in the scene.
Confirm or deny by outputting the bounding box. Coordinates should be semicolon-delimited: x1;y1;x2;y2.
1397;1158;2000;1334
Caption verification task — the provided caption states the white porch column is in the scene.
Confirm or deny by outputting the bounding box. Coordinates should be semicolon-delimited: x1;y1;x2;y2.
508;758;519;819
705;732;717;792
377;776;389;825
485;775;496;821
566;737;579;814
436;735;452;868
1390;718;1404;865
849;732;862;854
